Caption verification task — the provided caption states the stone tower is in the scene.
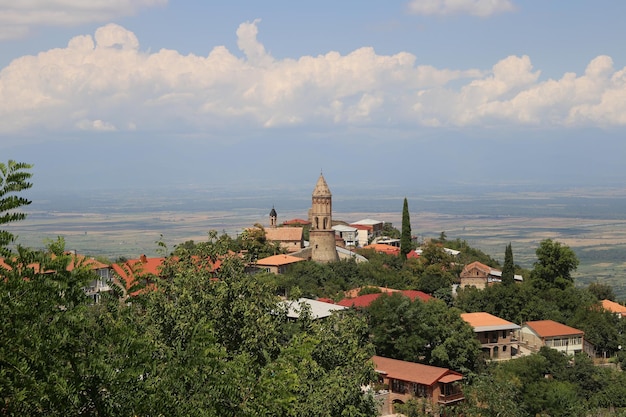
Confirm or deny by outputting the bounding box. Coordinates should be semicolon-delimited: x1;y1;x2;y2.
269;206;277;228
309;174;339;262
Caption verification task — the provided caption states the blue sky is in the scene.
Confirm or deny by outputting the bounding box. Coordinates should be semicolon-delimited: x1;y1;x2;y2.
2;1;626;194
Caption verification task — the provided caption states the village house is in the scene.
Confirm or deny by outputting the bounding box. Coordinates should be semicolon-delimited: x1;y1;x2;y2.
265;227;304;253
1;252;114;303
254;253;305;274
520;320;585;355
350;218;384;246
332;224;359;248
459;261;523;290
460;312;521;360
371;355;464;415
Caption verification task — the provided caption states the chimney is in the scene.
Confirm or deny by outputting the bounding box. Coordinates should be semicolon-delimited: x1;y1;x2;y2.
140;254;147;263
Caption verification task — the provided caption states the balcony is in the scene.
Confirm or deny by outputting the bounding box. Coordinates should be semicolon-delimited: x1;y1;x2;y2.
438;392;464;404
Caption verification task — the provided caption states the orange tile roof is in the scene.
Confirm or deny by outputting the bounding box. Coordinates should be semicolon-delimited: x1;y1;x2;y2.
461;312;520;331
1;253;109;274
255;254;306;267
524;320;583;338
362;243;400;255
111;256;166;294
371;356;462;386
407;250;420;259
601;299;626;316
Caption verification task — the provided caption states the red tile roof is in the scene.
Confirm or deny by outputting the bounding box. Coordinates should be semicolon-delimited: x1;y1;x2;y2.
338;293;382;308
111;255;166;294
407;249;420;259
524;320;583;338
362;243;400;255
337;290;432;308
372;355;462;386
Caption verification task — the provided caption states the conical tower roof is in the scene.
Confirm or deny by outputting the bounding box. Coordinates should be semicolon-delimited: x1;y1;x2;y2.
269;206;277;217
312;174;332;197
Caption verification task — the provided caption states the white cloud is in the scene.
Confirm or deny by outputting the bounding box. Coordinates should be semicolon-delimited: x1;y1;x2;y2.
0;0;166;40
407;0;516;17
1;21;626;140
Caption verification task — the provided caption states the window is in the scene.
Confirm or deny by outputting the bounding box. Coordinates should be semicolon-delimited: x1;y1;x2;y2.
392;379;407;394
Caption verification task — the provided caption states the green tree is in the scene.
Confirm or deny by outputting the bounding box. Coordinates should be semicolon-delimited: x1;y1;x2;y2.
587;282;616;301
400;197;412;259
501;243;515;286
0;160;33;256
532;239;579;290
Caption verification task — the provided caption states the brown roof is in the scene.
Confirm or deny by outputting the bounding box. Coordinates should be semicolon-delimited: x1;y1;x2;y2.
312;174;332;197
524;320;583;338
283;218;311;226
461;261;492;275
371;356;462;386
266;227;303;242
255;254;305;267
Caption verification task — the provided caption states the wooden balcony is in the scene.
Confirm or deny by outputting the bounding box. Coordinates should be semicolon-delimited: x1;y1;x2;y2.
438;392;465;404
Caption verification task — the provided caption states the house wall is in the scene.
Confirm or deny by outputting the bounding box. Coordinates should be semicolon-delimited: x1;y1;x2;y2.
543;335;583;354
377;375;441;415
519;327;583;355
460;276;487;289
475;329;517;360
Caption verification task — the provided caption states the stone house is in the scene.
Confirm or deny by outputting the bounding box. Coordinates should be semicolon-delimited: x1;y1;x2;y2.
371;355;464;415
460;312;521;360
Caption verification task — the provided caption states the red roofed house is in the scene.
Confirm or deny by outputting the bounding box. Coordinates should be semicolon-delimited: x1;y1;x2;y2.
520;320;585;355
2;252;114;303
112;254;165;297
601;299;626;318
362;243;401;256
461;312;521;360
338;289;432;308
371;355;464;415
255;254;305;274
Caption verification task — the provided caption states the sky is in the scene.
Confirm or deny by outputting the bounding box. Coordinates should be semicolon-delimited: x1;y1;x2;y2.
2;0;626;196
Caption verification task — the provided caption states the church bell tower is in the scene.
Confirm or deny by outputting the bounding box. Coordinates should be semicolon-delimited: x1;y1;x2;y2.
309;174;339;262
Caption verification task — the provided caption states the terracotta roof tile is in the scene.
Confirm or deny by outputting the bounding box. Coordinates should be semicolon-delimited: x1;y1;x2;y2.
255;254;306;267
337;289;431;308
524;320;583;338
601;299;626;316
371;355;462;386
461;312;520;331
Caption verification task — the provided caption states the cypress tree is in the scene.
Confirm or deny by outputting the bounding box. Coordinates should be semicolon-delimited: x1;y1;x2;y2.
502;243;515;285
400;197;412;259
